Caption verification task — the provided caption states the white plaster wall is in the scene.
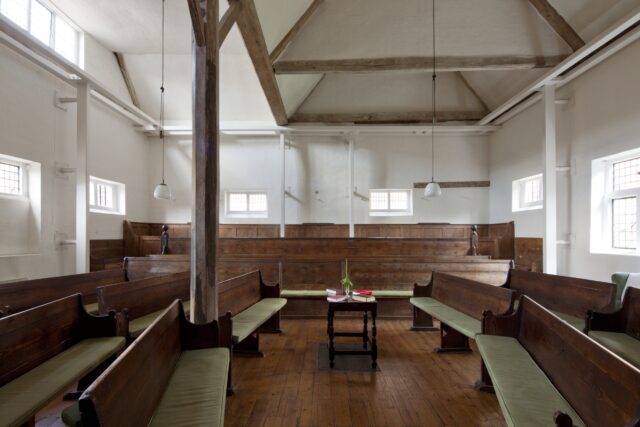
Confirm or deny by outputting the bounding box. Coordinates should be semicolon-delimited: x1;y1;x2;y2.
83;34;131;103
0;41;150;281
489;39;640;281
150;133;490;226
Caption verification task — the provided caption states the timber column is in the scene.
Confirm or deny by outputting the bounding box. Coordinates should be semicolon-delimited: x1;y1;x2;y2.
190;0;219;323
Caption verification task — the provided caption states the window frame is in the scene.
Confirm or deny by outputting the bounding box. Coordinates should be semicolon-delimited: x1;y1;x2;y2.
225;191;269;219
369;189;413;217
89;176;125;215
0;0;82;66
0;158;28;199
591;149;640;256
512;174;543;212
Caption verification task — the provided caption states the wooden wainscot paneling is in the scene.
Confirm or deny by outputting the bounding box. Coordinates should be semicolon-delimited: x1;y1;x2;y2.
514;237;543;272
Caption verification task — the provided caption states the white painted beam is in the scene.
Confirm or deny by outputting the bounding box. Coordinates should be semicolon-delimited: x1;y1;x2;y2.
543;84;557;274
347;136;355;238
280;133;286;238
75;83;90;274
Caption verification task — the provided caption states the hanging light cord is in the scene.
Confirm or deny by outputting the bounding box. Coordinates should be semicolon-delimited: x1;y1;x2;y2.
160;0;166;184
431;0;436;183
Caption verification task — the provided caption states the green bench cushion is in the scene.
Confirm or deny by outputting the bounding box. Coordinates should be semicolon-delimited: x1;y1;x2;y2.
410;297;480;338
232;298;287;344
476;335;585;427
84;302;99;314
281;290;412;298
550;310;584;331
62;348;230;427
589;330;640;369
129;300;191;338
0;337;125;427
150;348;230;427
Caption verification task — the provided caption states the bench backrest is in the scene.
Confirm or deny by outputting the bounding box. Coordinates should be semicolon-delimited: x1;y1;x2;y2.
124;255;189;280
0;270;126;316
485;296;640;426
427;272;515;320
622;287;640;338
0;294;118;386
97;272;190;319
79;300;229;427
218;270;263;316
506;269;616;318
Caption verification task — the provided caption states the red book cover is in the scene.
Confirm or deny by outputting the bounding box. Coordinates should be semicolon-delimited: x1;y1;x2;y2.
354;290;373;296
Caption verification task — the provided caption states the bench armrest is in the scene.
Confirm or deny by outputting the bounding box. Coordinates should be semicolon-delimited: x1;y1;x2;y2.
482;304;522;337
586;307;627;333
80;308;126;338
412;282;432;297
180;309;233;351
259;271;281;298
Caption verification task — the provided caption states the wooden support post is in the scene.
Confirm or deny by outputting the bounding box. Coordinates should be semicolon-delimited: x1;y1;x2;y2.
191;0;220;323
347;136;354;238
280;133;286;238
75;83;90;273
543;84;557;274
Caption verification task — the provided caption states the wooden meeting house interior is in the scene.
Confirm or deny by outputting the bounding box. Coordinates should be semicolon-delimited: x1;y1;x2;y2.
2;0;640;426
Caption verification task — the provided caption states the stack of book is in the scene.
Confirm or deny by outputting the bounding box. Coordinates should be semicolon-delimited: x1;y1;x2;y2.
352;290;375;302
326;289;349;302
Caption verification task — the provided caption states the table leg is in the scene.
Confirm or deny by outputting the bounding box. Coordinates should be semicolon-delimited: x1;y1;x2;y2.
328;308;335;368
363;311;369;349
371;310;377;369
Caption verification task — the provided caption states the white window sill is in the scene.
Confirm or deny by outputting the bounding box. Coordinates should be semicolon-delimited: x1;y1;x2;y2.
225;213;268;219
590;249;640;257
90;208;125;216
512;205;543;213
369;211;413;217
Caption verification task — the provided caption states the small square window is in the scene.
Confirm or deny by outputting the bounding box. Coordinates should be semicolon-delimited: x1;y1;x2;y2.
612;197;637;250
226;192;268;218
512;174;543;212
613;157;640;191
89;176;125;215
369;189;412;216
0;161;23;195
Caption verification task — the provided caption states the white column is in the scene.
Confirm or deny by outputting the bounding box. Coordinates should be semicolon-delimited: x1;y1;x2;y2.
280;133;286;238
75;83;90;273
543;84;557;274
347;136;355;238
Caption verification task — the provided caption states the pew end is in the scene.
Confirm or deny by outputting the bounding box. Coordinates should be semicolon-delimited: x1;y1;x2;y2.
411;282;438;331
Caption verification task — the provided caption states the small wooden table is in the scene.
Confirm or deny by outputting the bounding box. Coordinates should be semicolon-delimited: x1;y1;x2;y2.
327;300;378;369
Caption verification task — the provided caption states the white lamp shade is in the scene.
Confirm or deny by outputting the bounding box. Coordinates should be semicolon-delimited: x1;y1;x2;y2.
424;181;442;198
153;182;172;200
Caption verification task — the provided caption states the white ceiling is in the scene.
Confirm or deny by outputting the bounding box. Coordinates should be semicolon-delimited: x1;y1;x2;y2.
49;0;640;125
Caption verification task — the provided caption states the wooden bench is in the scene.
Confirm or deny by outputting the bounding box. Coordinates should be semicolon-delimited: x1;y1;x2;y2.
67;300;231;427
218;270;287;355
479;296;640;427
123;254;190;280
504;269;617;331
0;294;125;427
0;269;126;317
410;271;516;352
96;271;190;340
586;286;640;369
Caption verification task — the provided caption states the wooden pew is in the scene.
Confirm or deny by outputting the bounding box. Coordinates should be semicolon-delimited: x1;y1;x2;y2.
587;286;640;369
0;294;125;427
479;296;640;426
504;269;617;331
411;272;516;352
97;271;190;340
71;300;231;427
123;254;190;280
218;270;287;356
0;269;126;317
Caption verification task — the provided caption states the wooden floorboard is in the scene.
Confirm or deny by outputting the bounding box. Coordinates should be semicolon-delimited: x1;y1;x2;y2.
226;318;505;427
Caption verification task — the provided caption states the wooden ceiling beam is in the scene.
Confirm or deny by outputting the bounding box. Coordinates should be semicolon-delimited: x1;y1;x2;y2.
528;0;585;51
414;181;490;189
290;111;485;124
269;0;323;63
274;55;568;74
187;0;206;46
114;52;140;109
234;0;288;125
218;1;239;47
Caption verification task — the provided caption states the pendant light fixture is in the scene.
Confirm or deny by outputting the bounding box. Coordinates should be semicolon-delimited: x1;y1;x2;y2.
154;0;171;200
424;0;442;198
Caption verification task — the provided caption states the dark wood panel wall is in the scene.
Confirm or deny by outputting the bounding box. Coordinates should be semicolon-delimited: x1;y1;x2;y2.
514;237;543;272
